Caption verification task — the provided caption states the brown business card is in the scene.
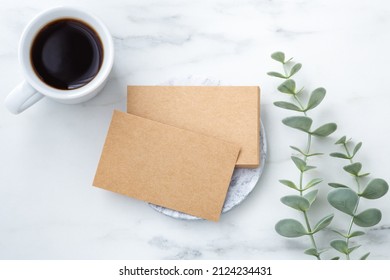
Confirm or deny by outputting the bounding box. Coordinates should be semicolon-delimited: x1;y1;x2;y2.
93;111;240;221
127;86;260;168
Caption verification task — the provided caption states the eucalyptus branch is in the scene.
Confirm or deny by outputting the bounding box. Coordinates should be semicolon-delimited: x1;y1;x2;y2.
328;136;389;260
268;52;337;259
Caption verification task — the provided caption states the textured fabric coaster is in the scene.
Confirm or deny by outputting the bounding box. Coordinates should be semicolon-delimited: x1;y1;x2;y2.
93;111;240;221
127;86;260;168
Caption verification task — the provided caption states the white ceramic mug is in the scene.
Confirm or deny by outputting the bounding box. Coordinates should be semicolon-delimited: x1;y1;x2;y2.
4;7;114;114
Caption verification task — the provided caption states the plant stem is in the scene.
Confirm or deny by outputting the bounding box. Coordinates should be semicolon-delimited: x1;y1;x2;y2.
342;143;361;260
294;93;320;259
303;212;320;259
281;61;321;259
301;134;319;259
293;95;306;115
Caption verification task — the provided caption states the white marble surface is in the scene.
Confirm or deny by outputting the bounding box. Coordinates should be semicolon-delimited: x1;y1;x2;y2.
1;0;390;260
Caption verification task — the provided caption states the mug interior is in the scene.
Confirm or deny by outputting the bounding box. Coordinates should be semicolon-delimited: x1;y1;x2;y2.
19;7;114;100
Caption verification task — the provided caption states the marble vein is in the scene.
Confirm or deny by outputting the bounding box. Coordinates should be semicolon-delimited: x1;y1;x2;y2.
0;0;390;260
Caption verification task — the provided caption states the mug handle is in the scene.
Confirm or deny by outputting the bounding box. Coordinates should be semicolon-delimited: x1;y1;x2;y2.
5;81;44;114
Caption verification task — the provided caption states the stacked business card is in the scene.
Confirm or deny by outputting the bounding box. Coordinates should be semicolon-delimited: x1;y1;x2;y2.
93;86;261;221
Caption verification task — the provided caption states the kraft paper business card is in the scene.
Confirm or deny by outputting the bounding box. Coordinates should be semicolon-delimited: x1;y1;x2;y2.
127;86;260;168
93;111;240;221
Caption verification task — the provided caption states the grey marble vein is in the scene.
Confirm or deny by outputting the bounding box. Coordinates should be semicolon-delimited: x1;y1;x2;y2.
1;0;390;260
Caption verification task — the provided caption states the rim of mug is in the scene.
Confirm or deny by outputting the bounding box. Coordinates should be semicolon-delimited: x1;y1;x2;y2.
18;6;114;100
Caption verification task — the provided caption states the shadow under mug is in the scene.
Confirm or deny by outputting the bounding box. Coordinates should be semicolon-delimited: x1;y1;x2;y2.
4;7;114;114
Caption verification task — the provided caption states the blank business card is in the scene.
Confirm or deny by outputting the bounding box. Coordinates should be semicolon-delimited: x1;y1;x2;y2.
93;111;240;221
127;86;260;168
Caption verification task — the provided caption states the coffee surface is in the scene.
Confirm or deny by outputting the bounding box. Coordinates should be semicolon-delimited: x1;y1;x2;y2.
31;19;103;90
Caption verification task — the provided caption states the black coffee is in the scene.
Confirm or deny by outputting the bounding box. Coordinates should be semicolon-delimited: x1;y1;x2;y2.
31;18;103;90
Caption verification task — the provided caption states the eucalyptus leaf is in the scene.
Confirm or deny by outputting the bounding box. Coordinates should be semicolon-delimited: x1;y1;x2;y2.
278;79;296;94
304;248;319;257
358;173;370;178
304;189;319;205
327;188;358;216
307;152;324;157
343;162;362;176
271;51;285;63
290;146;305;155
296;87;305;95
305;88;326;111
329;152;350;159
360;253;370;260
281;195;310;211
354;208;382;227
274;101;302;112
282;116;312;132
360;178;389;199
289;63;302;77
328;183;349;189
348;245;361;254
275;219;307;238
330;240;348;254
267;71;287;79
304;178;323;190
335;136;347;145
312;214;334;233
348;231;365;238
331;257;340;260
353;142;362;157
332;230;347;238
279;179;299;190
304;165;316;172
291;156;306;172
311;123;337;137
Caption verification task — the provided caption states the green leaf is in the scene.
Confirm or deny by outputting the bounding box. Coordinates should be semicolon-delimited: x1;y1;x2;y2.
348;245;361;254
289;63;302;77
305;88;326;111
343;162;362;176
330;152;350;159
274;101;302;111
332;230;347;238
353;142;362;157
360;253;370;260
335;136;347;145
304;189;319;205
304;165;316;172
278;79;296;94
291;156;306;172
360;178;389;199
290;146;305;155
304;248;319;257
358;173;370;178
348;231;365;238
275;219;307;238
304;178;323;190
328;183;349;188
327;188;358;216
271;51;285;63
279;179;299;190
267;71;287;78
330;240;348;254
307;152;324;157
311;123;337;137
312;214;334;233
289;146;323;157
282;116;312;133
281;195;310;211
354;208;382;227
331;257;340;260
